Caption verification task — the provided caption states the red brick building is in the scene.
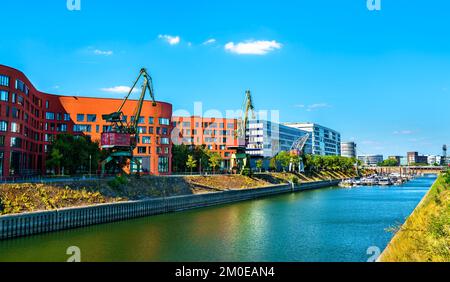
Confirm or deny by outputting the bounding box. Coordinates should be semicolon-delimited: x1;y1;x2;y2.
0;65;173;178
172;116;238;170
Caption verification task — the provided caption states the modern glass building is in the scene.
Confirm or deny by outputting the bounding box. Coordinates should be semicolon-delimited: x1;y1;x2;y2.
358;155;384;166
246;120;312;158
341;142;357;158
284;122;341;156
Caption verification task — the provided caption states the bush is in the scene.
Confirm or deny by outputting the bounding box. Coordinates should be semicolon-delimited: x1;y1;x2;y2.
290;175;300;185
108;175;128;189
241;168;252;177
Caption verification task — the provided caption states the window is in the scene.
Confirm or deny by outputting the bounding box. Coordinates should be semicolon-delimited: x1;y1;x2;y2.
0;75;9;87
149;117;154;124
10;137;22;148
122;116;128;123
17;96;24;106
0;136;5;146
87;114;97;122
10;122;20;133
77;114;85;122
164;147;169;154
11;93;16;103
56;113;62;121
0;121;8;132
45;100;50;109
15;79;28;95
142;136;151;144
138;147;147;154
73;124;91;133
64;113;71;121
161;138;170;145
46;112;55;120
57;124;68;132
159;118;170;125
162;127;168;135
138;116;145;124
0;91;8;102
149;127;154;134
11;107;19;119
158;157;169;173
138;126;147;134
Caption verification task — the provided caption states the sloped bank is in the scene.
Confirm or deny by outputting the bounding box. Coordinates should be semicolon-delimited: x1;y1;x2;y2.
379;174;449;262
0;180;340;240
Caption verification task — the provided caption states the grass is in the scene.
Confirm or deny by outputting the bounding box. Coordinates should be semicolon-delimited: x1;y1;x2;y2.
379;172;450;262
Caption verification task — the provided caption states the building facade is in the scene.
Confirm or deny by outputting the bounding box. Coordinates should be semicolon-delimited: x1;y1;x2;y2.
246;120;312;158
172;116;238;170
407;152;428;165
358;155;384;166
341;142;357;158
0;65;173;177
284;122;341;156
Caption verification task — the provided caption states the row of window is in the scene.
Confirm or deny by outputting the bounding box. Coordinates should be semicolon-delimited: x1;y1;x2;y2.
46;112;71;121
0;75;9;87
175;121;235;129
136;146;170;155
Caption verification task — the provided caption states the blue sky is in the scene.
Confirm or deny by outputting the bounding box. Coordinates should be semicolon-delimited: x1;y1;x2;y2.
0;0;449;157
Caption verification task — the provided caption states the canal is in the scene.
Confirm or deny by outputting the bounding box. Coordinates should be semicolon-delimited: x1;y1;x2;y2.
0;176;436;262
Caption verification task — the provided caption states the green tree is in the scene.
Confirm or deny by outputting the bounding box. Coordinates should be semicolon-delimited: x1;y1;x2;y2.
186;155;197;175
269;157;278;172
208;152;222;173
256;159;264;172
379;159;399;167
276;151;291;172
47;134;101;175
172;144;190;173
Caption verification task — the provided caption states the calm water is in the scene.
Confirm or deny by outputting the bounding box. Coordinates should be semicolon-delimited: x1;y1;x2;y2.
0;176;436;262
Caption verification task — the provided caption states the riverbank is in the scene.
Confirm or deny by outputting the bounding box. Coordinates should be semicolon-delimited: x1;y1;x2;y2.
0;180;340;240
0;171;360;216
379;172;450;262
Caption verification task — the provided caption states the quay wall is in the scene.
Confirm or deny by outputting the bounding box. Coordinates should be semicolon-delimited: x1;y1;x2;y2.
0;180;339;240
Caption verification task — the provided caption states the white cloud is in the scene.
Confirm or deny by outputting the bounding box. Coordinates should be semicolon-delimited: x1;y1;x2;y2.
393;130;414;135
158;34;181;45
94;49;113;56
224;40;282;55
100;86;139;94
294;103;331;111
203;38;216;45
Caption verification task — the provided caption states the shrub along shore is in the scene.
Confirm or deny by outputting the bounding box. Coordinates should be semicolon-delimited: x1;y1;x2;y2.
0;170;364;216
380;170;450;262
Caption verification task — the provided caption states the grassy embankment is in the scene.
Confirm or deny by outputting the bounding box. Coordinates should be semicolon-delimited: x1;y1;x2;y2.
380;171;450;262
0;170;362;216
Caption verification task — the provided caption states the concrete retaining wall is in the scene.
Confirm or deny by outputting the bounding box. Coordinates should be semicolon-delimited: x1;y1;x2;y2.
0;180;339;240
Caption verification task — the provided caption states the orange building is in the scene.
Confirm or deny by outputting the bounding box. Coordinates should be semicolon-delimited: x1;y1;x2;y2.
0;64;172;178
172;116;238;170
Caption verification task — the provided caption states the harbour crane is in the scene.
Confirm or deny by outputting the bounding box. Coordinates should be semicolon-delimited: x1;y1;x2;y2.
289;133;310;172
230;90;255;174
100;68;157;175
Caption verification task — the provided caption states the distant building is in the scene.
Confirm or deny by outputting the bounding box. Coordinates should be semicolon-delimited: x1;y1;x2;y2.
172;116;238;170
407;152;428;165
246;120;312;159
341;142;357;158
358;155;384;166
427;155;442;166
284;122;341;156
